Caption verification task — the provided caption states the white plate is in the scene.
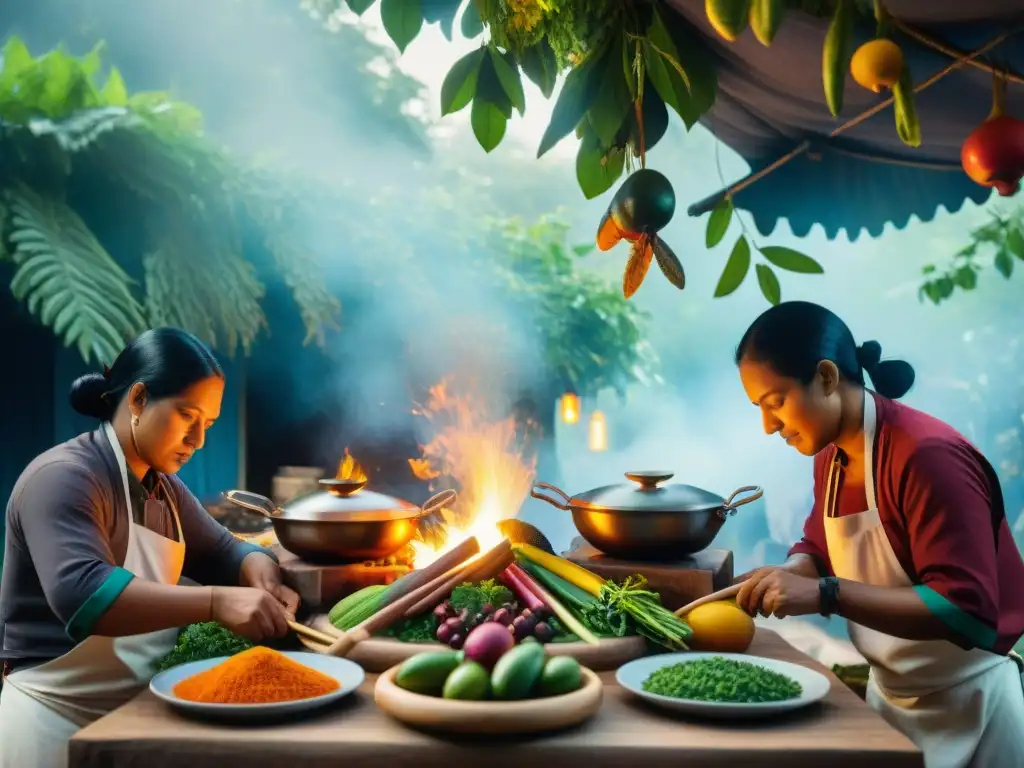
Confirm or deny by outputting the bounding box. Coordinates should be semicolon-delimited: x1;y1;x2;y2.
150;651;365;719
615;652;831;719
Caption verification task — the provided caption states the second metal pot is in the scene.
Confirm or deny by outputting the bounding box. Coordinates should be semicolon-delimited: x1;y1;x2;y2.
530;471;762;560
224;480;456;563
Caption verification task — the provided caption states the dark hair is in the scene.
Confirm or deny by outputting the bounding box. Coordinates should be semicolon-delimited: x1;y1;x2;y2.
69;328;224;420
734;301;915;400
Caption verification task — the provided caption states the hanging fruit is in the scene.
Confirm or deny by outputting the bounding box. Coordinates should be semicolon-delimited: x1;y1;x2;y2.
706;0;752;43
596;168;685;299
850;39;904;93
961;73;1024;197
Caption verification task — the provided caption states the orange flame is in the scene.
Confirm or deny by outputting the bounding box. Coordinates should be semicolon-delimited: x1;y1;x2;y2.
560;393;580;424
408;379;536;568
336;448;368;482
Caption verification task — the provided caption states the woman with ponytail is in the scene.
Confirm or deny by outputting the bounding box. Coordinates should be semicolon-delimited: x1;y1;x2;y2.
0;328;299;768
732;301;1024;768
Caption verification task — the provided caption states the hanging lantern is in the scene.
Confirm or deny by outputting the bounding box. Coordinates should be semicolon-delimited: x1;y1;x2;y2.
588;410;608;452
560;392;580;424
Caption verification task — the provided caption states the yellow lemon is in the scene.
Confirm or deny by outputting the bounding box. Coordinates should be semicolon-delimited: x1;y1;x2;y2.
850;39;904;94
684;600;756;653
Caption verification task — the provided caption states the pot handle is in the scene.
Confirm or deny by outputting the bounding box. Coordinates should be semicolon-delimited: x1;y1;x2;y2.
222;490;281;518
530;482;572;511
420;489;458;516
717;485;764;520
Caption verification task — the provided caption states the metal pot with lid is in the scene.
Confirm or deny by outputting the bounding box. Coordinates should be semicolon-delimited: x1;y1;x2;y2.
224;478;456;563
530;471;762;560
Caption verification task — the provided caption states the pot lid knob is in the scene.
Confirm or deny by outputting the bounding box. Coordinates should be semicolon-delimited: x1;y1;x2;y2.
625;471;674;490
319;478;367;496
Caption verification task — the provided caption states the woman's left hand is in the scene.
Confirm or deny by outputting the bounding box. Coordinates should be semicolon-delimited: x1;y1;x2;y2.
239;553;300;620
736;566;821;618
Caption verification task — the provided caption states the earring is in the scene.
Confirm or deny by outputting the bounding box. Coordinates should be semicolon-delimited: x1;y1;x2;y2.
132;415;140;427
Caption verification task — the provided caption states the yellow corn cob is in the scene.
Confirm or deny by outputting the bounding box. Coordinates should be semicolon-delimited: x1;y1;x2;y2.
513;543;607;597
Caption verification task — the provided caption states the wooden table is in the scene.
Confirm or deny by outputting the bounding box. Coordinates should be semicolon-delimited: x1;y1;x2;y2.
69;630;922;768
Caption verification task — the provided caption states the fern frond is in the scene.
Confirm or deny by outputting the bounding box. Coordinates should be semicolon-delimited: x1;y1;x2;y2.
5;182;146;364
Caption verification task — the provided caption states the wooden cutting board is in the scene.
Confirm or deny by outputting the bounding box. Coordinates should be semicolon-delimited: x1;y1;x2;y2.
297;614;648;672
563;539;733;612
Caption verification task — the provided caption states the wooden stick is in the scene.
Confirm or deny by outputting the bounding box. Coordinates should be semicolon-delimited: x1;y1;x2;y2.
287;620;335;646
378;535;481;610
674;583;743;618
403;539;513;618
321;540;508;657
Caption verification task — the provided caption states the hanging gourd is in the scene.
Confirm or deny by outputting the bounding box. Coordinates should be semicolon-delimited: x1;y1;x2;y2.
961;72;1024;197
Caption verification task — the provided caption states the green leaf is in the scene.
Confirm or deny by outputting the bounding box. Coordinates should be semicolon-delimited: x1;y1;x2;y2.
421;0;462;39
460;0;485;39
519;41;558;99
643;9;699;127
475;53;513;119
705;197;733;248
573;243;596;257
660;12;718;116
471;98;507;152
440;48;485;115
100;67;129;107
346;0;375;13
489;47;525;115
759;245;824;273
715;236;751;297
995;247;1014;278
588;35;633;147
1007;224;1024;260
380;0;424;54
954;264;977;290
576;131;626;199
756;264;781;305
537;49;603;158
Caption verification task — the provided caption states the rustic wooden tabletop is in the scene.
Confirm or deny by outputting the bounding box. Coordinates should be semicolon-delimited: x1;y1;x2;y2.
69;629;923;768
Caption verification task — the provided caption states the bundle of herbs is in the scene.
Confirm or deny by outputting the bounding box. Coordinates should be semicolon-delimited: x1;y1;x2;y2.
600;575;692;650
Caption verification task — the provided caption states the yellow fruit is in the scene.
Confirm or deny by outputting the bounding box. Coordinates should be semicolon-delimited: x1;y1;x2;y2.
684;600;756;653
850;39;904;94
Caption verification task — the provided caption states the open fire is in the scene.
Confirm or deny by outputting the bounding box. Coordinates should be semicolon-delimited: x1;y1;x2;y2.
407;380;537;569
336;447;368;482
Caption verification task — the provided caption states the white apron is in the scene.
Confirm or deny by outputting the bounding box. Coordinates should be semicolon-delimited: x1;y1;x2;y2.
0;422;186;768
822;395;1024;768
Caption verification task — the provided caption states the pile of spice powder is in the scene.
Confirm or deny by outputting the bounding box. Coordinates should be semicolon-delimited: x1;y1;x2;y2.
173;646;340;704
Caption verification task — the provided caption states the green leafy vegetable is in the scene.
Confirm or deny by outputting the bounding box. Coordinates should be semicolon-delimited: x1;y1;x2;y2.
380;613;438;642
154;622;252;672
643;657;802;703
600;575;691;650
449;579;513;614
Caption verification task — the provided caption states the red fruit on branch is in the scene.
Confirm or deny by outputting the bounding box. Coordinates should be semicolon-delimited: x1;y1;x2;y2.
961;73;1024;197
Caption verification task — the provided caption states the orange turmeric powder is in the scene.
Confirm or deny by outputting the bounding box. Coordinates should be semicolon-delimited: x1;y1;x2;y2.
173;647;340;704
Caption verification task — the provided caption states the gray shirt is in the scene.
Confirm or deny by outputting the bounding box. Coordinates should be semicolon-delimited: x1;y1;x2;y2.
0;427;270;668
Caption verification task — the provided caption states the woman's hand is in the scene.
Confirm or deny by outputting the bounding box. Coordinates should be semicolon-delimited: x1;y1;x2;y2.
736;567;821;618
210;586;290;641
239;552;300;620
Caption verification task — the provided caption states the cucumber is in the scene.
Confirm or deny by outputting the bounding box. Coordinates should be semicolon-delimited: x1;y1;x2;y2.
395;650;464;696
491;642;546;700
329;584;388;628
442;661;490;700
538;656;582;697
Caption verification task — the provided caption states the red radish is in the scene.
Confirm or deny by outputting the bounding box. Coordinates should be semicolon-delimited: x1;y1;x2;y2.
462;622;515;669
498;566;546;613
961;73;1024;197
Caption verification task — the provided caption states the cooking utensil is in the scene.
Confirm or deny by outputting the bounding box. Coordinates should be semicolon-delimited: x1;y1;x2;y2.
223;484;456;563
531;471;763;560
674;583;744;617
287;620;337;646
496;518;555;554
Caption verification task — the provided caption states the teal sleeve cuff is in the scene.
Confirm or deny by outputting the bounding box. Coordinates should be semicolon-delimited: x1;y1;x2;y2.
66;567;135;642
230;541;278;584
913;584;998;650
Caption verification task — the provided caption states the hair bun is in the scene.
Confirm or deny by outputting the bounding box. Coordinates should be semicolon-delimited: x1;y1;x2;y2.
69;373;113;420
856;340;882;373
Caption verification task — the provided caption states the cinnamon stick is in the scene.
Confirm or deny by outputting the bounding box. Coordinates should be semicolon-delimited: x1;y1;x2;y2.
403;539;513;618
378;535;480;609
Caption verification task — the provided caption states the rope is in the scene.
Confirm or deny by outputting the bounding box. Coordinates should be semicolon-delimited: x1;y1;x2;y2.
890;19;1024;86
687;24;1020;217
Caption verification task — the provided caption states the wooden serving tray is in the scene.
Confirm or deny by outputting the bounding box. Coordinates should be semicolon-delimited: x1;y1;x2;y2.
297;613;648;672
373;663;603;735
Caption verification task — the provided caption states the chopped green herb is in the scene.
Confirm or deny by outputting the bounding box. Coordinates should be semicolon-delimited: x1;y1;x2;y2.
154;622;252;671
643;657;803;703
379;613;438;643
449;579;513;615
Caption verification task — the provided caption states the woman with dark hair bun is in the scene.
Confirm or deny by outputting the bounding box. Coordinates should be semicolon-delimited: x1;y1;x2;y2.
0;328;299;768
732;301;1024;767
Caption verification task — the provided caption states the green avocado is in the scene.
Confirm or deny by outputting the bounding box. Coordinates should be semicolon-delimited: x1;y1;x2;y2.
490;641;546;700
394;650;464;696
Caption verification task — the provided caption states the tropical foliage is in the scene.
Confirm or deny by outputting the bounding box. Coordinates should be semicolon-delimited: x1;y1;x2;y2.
0;35;339;365
298;0;935;305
